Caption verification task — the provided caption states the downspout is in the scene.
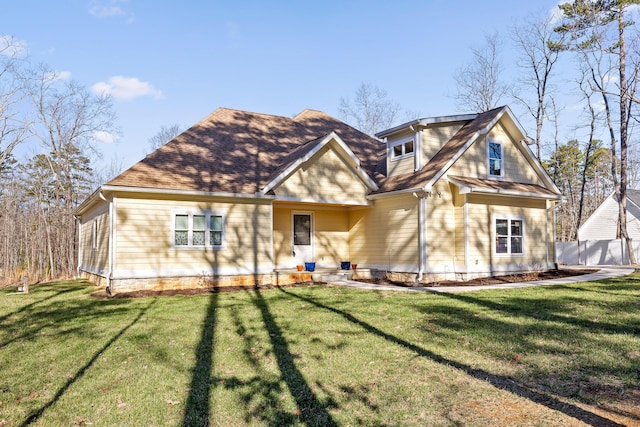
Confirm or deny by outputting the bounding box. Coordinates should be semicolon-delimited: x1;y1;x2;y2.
414;191;428;282
74;215;81;278
546;199;564;268
412;125;427;282
411;125;423;172
99;190;114;294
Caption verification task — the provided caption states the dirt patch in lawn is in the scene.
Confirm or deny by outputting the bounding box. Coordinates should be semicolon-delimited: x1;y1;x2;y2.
360;268;598;288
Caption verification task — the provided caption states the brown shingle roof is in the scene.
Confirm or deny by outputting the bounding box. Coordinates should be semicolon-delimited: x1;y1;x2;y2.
107;108;385;194
448;175;561;198
374;107;505;194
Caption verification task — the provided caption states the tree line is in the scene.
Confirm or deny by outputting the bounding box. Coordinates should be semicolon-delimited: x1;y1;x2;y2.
0;37;116;285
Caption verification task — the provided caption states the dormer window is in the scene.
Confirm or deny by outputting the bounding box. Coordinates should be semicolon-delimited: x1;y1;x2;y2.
391;139;414;160
488;141;503;177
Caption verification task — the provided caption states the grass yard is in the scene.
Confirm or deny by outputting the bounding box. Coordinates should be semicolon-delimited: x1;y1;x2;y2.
1;274;639;426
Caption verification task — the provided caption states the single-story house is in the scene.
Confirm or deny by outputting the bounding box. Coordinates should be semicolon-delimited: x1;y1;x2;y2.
577;189;640;241
74;105;562;294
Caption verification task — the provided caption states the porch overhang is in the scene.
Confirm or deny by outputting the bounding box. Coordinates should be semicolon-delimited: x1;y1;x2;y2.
448;175;562;200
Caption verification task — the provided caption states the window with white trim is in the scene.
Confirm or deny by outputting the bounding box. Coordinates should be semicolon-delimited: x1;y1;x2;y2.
488;141;503;177
173;212;225;248
91;219;98;251
495;218;524;255
390;139;414;160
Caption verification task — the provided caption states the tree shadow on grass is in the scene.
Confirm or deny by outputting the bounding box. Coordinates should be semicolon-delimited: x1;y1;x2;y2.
20;297;158;427
182;292;218;426
0;281;85;323
278;288;625;427
0;290;135;351
437;288;640;340
218;297;299;425
250;289;338;426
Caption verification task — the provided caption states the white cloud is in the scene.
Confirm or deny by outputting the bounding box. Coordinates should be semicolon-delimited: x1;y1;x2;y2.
94;131;117;144
549;1;565;25
44;70;72;82
0;35;27;57
91;76;163;101
88;0;135;23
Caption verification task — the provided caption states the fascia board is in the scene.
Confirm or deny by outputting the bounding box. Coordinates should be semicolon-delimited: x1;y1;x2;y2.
74;187;104;216
425;107;506;189
375;113;478;139
448;176;561;200
515;138;562;195
100;184;275;200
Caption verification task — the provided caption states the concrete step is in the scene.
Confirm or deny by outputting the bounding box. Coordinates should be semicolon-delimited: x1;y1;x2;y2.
320;272;354;282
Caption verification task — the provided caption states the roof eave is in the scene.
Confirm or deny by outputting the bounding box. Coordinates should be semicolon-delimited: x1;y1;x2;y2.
375;113;478;139
100;184;276;200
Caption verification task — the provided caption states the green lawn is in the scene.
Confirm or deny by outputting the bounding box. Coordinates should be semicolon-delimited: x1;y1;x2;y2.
1;274;639;426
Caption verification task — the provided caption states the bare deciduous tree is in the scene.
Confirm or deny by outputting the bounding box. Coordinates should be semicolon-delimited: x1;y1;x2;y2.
453;32;509;113
512;13;564;159
556;0;640;263
339;83;401;136
0;36;28;167
147;123;182;154
6;64;119;279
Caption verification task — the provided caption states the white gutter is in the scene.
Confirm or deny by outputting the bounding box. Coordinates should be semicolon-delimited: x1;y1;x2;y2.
376;113;478;139
546;199;565;267
100;184;276;200
367;187;428;200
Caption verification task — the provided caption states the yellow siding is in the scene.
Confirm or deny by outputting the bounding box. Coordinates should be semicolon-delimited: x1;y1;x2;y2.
349;194;419;270
421;123;464;163
386;130;414;178
451;184;466;266
272;208;292;267
273;206;350;268
465;194;548;268
425;181;459;271
79;201;109;275
114;196;272;275
315;209;350;266
388;156;414;176
274;146;369;203
447;122;543;185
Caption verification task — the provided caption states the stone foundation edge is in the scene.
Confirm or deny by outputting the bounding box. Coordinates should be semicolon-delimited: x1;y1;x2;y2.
79;271;316;295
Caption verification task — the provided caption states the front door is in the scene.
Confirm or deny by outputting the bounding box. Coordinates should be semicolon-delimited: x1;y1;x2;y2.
292;213;313;266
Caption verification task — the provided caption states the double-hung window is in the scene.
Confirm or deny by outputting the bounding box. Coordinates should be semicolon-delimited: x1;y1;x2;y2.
173;212;225;248
495;217;524;255
488;141;503;177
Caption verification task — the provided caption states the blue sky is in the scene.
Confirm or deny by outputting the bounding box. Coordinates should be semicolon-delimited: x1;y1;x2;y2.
4;0;575;173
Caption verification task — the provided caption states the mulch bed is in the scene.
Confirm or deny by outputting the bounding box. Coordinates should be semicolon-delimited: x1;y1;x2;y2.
361;268;598;288
90;269;599;298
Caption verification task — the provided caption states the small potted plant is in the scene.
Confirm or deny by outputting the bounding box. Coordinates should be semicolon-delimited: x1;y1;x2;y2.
304;261;316;272
296;265;304;272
